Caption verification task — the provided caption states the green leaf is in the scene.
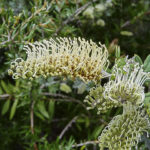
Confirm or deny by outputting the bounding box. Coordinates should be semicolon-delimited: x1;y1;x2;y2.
143;55;150;72
12;27;18;37
120;31;133;36
34;111;45;121
1;100;10;115
85;117;90;128
92;125;104;139
1;80;11;94
144;92;150;104
115;46;120;59
24;30;35;40
0;87;3;94
21;23;28;31
146;92;150;97
48;100;55;122
134;54;143;65
37;101;49;119
77;83;86;94
80;145;86;150
9;99;19;120
116;58;126;68
60;83;72;93
76;117;86;123
43;28;54;33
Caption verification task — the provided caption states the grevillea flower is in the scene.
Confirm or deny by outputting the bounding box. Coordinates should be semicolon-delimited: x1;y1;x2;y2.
8;37;109;83
99;103;150;150
84;86;121;114
103;57;150;106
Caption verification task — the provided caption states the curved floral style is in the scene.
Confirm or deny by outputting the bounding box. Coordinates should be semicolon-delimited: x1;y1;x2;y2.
98;103;150;150
8;37;109;83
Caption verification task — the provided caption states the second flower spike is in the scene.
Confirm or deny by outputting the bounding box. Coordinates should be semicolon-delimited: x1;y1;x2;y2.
98;103;150;150
104;57;150;106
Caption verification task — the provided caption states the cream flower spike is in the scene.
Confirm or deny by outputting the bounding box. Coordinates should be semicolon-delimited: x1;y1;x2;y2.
103;57;150;105
8;37;109;83
98;102;150;150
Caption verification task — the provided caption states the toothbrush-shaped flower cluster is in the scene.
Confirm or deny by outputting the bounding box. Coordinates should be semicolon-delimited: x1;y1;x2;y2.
84;57;150;114
99;103;150;150
8;37;109;83
103;57;150;106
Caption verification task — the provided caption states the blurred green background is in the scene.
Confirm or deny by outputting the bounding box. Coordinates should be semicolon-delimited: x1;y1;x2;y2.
0;0;150;149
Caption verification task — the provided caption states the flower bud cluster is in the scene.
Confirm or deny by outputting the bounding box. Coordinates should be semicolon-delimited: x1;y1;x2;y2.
99;103;150;150
83;6;94;19
82;1;113;27
83;1;113;19
8;37;109;83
